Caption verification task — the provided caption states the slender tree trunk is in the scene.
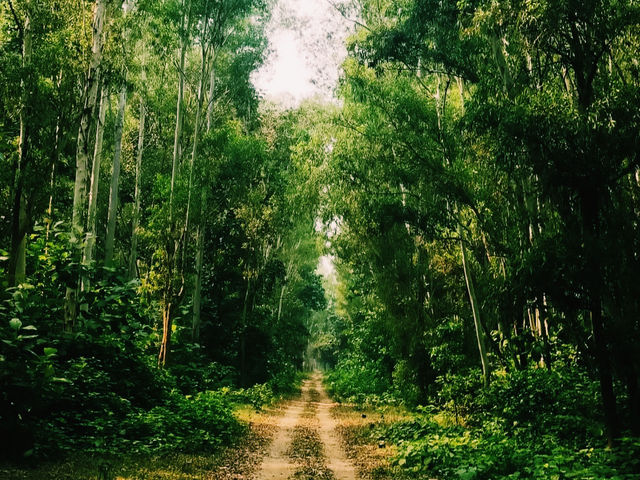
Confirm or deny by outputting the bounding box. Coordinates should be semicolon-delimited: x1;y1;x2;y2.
191;187;206;341
512;299;527;370
277;284;286;324
456;76;465;113
105;84;127;265
623;361;640;435
277;258;294;324
158;294;173;366
81;85;107;291
9;6;32;286
240;277;251;387
581;190;618;446
184;45;208;236
490;35;513;93
129;98;145;280
458;223;491;387
207;50;215;131
539;296;552;370
65;0;106;330
70;0;106;243
169;9;189;222
161;1;191;366
45;110;62;252
191;44;214;341
9;193;28;286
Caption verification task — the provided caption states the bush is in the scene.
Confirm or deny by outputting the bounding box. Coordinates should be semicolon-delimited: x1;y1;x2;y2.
326;356;391;403
389;415;640;479
120;391;241;454
268;363;304;395
0;261;242;460
385;367;640;479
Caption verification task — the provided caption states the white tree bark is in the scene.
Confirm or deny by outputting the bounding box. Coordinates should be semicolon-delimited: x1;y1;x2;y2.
104;83;127;265
191;46;214;341
81;85;108;290
191;188;206;340
129;98;146;280
458;222;491;387
65;0;107;330
71;0;106;243
9;4;32;286
169;4;190;223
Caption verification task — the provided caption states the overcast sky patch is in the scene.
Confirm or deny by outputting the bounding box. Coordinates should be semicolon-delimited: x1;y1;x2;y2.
252;0;353;107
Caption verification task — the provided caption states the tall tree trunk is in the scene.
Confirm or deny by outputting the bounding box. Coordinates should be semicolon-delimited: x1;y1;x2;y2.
70;0;106;244
45;109;63;253
623;361;640;435
277;258;295;324
240;277;251;387
277;284;286;324
161;0;191;366
190;42;213;341
538;296;552;371
458;223;491;387
191;188;206;341
105;84;127;265
9;5;32;286
158;293;173;366
65;0;106;330
81;85;107;291
581;189;618;446
129;98;146;280
169;4;190;223
206;50;215;131
512;297;527;370
184;43;208;237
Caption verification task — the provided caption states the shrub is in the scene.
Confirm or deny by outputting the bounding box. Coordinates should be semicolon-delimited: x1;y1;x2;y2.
326;356;391;403
120;391;241;454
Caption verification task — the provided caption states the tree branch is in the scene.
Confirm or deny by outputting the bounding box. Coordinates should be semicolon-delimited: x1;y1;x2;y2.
324;0;370;32
6;0;23;40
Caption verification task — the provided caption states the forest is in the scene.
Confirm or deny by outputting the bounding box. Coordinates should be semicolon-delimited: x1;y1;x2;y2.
1;0;640;479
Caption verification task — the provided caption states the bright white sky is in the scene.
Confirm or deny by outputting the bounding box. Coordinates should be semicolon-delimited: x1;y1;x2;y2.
252;0;353;107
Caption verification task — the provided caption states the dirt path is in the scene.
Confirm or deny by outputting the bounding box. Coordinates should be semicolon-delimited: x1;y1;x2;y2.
254;389;305;480
255;372;357;480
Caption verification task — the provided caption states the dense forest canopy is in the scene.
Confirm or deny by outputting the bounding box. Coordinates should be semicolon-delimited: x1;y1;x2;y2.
1;0;640;478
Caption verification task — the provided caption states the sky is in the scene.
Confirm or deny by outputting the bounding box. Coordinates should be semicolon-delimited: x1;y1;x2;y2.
251;0;353;107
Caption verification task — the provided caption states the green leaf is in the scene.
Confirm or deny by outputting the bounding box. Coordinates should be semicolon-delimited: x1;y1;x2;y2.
44;347;58;356
22;325;37;331
17;335;38;340
52;377;72;384
9;318;22;330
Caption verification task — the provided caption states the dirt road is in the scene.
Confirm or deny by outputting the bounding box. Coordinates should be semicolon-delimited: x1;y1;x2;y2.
255;372;357;480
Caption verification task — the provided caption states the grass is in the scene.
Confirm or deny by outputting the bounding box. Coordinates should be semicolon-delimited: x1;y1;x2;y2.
331;404;416;480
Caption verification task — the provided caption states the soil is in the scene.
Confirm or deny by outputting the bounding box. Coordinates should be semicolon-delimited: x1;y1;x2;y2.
256;372;356;480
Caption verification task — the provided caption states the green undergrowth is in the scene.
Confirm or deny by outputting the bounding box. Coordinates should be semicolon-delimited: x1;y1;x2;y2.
0;250;305;464
386;417;640;480
329;366;640;479
1;329;243;459
223;369;307;410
